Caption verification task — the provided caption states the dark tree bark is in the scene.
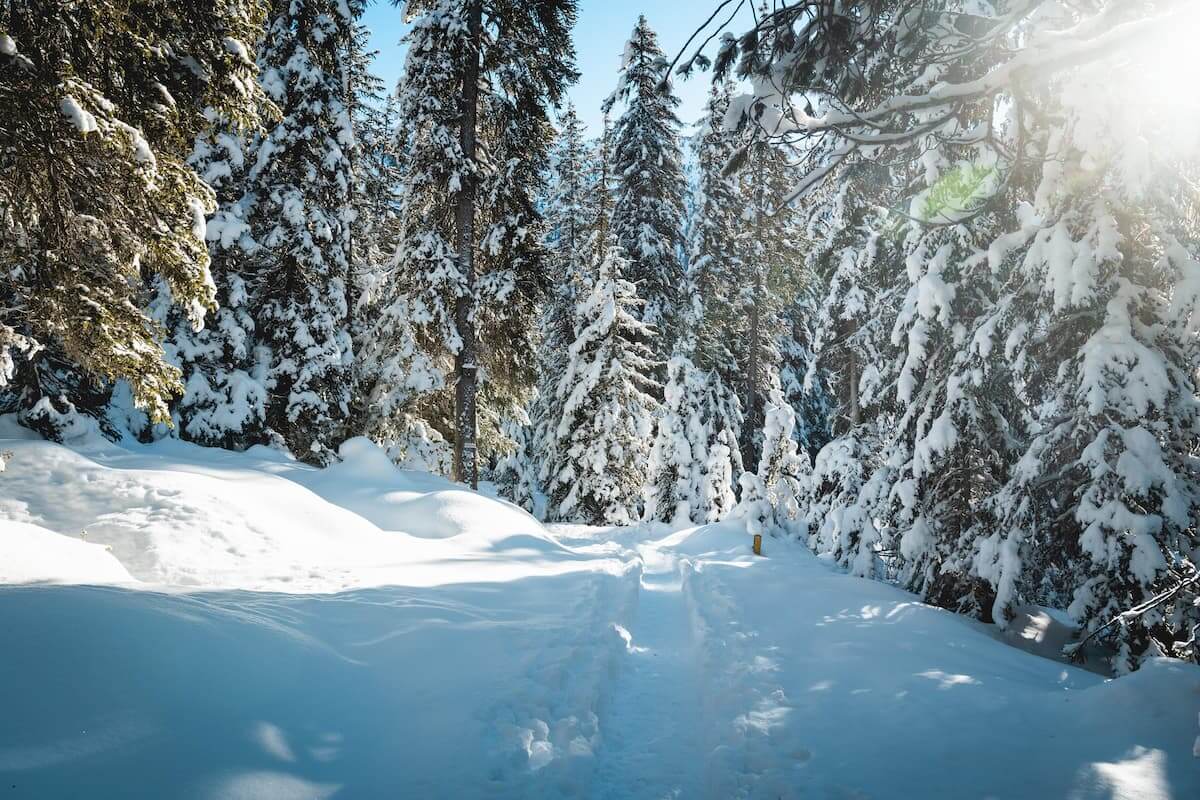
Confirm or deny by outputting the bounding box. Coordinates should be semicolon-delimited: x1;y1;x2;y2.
453;0;482;488
742;149;765;468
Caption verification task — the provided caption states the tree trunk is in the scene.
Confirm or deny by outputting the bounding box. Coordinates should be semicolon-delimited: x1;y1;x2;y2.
847;345;861;429
453;0;482;489
743;149;765;469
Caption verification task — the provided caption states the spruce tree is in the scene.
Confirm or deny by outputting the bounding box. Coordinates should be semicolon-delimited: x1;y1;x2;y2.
604;15;686;359
778;286;832;460
736;138;806;467
688;80;742;384
388;0;577;486
732;389;810;539
239;0;358;462
546;238;659;525
533;104;597;470
684;80;746;501
155;105;267;449
986;155;1200;670
0;0;268;435
644;353;705;525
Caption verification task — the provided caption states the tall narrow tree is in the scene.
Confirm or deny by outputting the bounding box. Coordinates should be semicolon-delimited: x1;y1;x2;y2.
604;15;686;361
239;0;357;462
546;237;659;525
390;0;577;487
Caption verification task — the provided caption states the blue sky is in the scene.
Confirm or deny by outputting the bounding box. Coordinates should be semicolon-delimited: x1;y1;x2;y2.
360;1;755;135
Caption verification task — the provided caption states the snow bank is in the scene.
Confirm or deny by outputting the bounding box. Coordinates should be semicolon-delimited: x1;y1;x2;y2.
0;419;603;592
299;437;553;546
0;520;133;585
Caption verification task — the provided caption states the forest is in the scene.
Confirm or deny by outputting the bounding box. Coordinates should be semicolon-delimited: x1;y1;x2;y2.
2;1;1200;796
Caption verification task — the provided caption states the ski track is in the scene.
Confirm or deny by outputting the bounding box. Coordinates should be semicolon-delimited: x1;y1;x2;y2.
592;537;707;800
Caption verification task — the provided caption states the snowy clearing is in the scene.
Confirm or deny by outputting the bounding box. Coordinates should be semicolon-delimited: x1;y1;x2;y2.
1;424;1197;799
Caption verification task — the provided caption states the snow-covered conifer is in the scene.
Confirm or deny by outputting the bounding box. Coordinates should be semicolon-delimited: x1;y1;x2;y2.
528;104;599;492
546;239;659;525
689;80;743;383
985;142;1200;670
644;353;705;525
604;16;687;357
239;0;358;462
388;0;577;483
157;104;267;449
0;0;268;436
491;413;545;518
778;287;832;460
732;389;810;538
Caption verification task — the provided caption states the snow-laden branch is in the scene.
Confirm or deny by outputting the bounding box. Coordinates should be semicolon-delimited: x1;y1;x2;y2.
783;0;1196;136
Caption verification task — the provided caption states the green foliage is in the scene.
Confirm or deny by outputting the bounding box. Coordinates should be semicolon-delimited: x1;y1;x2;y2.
916;163;996;223
0;0;269;429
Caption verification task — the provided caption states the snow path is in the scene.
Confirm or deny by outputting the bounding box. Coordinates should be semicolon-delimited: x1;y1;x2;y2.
593;539;706;800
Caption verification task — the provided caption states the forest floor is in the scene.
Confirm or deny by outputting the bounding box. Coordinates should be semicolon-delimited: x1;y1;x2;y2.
0;417;1198;799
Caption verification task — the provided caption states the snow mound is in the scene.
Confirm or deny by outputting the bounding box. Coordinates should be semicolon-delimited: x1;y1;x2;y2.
659;518;755;558
0;419;594;592
296;436;553;546
0;520;134;585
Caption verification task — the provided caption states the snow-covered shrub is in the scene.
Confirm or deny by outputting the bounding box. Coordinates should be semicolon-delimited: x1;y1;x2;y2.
732;390;810;538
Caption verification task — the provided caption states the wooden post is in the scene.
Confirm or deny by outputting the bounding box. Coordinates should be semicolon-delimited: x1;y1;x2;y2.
753;534;763;556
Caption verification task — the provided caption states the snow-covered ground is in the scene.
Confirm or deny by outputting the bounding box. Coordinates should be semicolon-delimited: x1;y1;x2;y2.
1;419;1197;799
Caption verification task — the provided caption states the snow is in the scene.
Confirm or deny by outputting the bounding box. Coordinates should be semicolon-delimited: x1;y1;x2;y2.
0;520;133;585
1;421;1197;798
58;95;97;134
222;36;251;64
0;417;595;592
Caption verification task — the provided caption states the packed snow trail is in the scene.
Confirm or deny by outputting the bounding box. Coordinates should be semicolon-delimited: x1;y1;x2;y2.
671;522;1200;800
592;539;706;800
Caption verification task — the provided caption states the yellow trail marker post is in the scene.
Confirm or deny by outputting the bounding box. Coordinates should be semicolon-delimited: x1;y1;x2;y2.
753;534;762;556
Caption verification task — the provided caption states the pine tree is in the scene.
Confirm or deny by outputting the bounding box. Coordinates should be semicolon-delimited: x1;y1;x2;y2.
885;202;1020;621
604;15;686;359
798;165;902;576
0;0;268;436
533;105;597;467
155;105;267;449
737;138;806;467
732;389;810;539
684;80;747;503
986;156;1200;671
389;0;577;486
689;80;742;384
778;286;832;460
644;298;744;525
546;238;659;525
345;27;439;465
346;18;398;355
644;353;705;525
236;0;357;462
492;413;544;517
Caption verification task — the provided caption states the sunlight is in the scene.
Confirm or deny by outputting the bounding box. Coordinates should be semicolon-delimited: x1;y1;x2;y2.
1079;747;1170;800
1092;4;1200;163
